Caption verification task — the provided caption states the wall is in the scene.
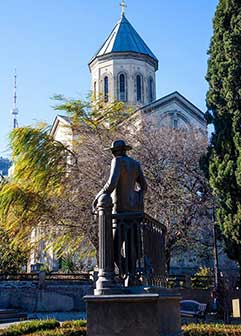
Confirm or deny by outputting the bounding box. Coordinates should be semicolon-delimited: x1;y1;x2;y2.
0;278;214;312
0;280;93;312
2;279;239;313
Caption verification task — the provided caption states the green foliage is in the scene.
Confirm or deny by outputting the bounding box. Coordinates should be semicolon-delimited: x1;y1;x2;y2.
9;125;68;195
183;323;241;336
27;328;87;336
0;227;28;273
194;266;213;277
58;254;76;273
0;320;60;336
61;321;87;328
3;320;241;336
0;126;69;248
191;267;213;289
0;176;28;272
52;95;129;130
0;320;87;336
206;0;241;268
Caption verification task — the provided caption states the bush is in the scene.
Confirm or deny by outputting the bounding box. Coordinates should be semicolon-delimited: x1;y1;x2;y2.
0;320;60;336
61;321;87;328
183;324;241;336
191;267;213;289
27;328;87;336
4;320;241;336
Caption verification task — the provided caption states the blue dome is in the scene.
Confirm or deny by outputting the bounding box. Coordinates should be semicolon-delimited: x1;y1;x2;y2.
90;15;158;67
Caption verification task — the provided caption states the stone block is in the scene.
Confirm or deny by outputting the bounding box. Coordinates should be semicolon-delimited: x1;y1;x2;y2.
85;292;181;336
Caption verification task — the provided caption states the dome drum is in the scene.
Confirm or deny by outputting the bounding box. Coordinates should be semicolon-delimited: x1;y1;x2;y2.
89;14;158;107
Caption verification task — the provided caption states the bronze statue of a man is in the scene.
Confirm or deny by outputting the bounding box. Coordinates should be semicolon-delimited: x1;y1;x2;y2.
93;140;147;213
93;140;147;282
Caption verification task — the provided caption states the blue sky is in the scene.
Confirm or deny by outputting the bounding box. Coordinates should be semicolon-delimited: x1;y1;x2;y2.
0;0;218;157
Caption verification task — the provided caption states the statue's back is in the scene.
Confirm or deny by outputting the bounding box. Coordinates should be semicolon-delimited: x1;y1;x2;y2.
112;155;146;213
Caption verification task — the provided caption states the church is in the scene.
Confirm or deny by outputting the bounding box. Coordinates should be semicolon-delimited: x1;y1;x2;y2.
52;5;206;141
31;4;210;272
88;6;206;131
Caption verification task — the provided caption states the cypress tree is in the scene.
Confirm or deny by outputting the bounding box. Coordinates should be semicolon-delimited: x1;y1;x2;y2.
206;0;241;279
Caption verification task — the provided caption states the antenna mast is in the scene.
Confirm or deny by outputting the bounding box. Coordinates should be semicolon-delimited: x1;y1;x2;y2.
11;69;19;129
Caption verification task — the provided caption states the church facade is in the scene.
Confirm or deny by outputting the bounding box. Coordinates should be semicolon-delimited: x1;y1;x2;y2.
31;9;212;273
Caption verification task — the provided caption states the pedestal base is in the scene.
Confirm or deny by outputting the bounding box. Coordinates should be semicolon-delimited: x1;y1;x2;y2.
85;290;181;336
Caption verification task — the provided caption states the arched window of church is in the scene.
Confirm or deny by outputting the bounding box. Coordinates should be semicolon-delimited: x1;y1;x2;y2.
93;81;97;99
136;75;142;102
104;76;109;102
119;73;126;102
149;77;154;103
173;118;178;129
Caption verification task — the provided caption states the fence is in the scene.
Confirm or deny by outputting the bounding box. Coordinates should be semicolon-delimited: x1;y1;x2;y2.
112;211;167;286
0;272;91;282
0;272;227;290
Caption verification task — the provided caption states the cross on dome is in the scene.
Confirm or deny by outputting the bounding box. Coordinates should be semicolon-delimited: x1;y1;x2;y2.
120;0;127;16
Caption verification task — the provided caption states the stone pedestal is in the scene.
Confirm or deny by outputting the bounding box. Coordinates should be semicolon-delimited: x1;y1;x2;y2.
95;194;116;295
85;290;181;336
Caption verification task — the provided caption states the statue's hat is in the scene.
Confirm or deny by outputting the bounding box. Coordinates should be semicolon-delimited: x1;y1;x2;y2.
105;140;132;151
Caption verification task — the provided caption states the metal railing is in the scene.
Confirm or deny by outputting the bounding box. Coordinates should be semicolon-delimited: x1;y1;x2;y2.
94;194;168;293
0;272;91;282
112;211;167;286
45;273;91;281
0;273;223;289
0;273;39;281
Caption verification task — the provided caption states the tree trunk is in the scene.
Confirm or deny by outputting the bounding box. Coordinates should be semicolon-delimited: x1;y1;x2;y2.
238;261;241;289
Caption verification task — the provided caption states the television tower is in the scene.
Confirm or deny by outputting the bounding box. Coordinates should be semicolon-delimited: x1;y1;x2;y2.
11;69;19;129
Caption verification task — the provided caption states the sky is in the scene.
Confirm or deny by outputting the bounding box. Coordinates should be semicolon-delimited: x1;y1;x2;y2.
0;0;218;157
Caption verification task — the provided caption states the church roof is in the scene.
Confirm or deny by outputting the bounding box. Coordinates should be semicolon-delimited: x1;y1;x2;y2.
140;91;206;126
90;15;158;65
50;115;71;137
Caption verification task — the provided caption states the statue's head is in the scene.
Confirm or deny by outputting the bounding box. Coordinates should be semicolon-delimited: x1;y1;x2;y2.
106;140;132;157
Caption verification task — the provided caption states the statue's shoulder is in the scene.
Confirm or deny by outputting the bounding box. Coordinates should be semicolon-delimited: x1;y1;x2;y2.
112;156;140;166
125;156;140;166
111;157;122;165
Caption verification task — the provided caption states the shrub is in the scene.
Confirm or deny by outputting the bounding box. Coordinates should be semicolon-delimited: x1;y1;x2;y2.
183;324;241;336
61;321;87;328
26;328;87;336
0;320;60;336
191;267;213;289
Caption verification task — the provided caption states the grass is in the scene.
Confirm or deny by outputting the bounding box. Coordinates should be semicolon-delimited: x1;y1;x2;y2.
1;319;241;336
26;328;86;336
0;320;60;336
183;323;241;336
61;321;86;329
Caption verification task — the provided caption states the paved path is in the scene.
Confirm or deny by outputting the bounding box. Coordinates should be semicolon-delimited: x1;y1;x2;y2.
28;312;87;321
